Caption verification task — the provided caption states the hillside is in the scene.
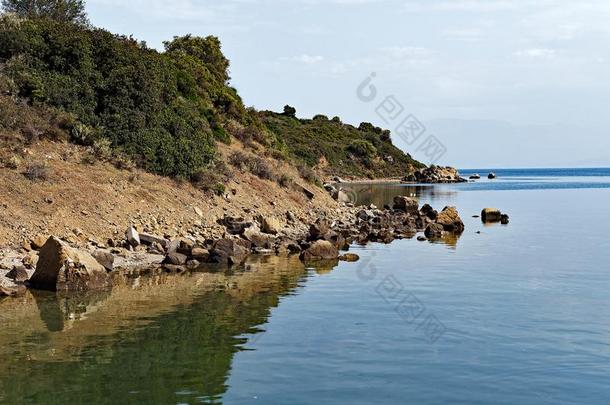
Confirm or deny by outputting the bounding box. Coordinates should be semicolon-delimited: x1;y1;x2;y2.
0;13;423;184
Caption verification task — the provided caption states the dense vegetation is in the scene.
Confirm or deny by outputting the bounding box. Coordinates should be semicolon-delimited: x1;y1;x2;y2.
0;2;423;182
260;110;424;178
0;13;248;177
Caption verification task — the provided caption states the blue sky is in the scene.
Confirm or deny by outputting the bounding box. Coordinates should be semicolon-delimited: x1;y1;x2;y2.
86;0;610;168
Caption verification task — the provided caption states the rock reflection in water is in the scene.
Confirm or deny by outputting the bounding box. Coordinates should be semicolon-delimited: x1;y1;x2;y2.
341;182;458;208
0;254;333;404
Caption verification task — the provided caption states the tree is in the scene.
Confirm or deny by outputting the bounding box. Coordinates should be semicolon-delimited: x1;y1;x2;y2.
164;35;230;84
1;0;88;25
282;105;296;118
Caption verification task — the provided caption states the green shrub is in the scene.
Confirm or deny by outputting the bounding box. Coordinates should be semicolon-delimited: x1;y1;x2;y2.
0;18;246;178
347;139;377;158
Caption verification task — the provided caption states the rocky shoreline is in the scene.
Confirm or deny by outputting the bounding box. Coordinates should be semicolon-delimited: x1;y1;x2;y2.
402;166;467;184
1;196;465;297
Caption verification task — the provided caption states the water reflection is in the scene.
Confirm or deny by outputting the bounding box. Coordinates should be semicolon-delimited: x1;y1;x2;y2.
341;182;458;208
0;255;324;404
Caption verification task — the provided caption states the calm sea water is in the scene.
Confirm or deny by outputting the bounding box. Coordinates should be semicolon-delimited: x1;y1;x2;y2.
2;168;610;404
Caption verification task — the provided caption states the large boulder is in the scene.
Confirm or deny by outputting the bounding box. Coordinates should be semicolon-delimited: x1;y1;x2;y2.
481;208;502;223
436;206;465;233
243;225;275;248
393;196;419;214
125;227;140;247
164;252;188;265
300;240;339;261
139;233;169;249
29;237;110;292
212;238;251;266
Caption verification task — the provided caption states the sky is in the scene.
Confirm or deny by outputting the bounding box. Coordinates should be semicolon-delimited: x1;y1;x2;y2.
86;0;610;168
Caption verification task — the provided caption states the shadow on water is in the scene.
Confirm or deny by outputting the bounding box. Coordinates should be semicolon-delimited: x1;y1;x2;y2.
0;255;326;404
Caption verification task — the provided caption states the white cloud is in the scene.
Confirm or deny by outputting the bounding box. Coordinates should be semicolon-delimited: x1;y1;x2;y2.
514;48;557;58
293;54;325;64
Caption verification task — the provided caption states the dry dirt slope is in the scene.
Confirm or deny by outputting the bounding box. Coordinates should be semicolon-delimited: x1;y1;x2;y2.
0;141;340;249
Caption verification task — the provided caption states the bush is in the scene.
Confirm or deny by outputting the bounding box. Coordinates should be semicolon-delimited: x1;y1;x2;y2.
24;162;50;181
298;165;320;184
347;139;377;158
277;173;293;188
228;151;276;180
0;19;244;178
190;159;233;194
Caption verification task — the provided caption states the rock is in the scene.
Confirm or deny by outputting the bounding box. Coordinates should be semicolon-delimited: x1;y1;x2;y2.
176;238;195;255
139;233;169;249
333;176;345;183
212;238;251;266
338;253;360;262
469;174;481;180
286;211;296;222
187;259;200;268
336;190;351;204
194;206;203;217
436;206;465;233
481;208;502;222
297;185;315;200
7;265;29;282
420;204;438;220
29;237;110;292
501;214;510;225
92;250;115;271
300;240;339;261
309;219;330;240
126;227;140;247
393;196;419;214
417;236;427;241
190;247;210;262
425;223;444;238
260;216;281;235
221;216;251;235
243;225;275;248
403;166;467;184
22;251;38;269
164;252;188;265
488;172;497;179
357;209;375;221
30;234;48;250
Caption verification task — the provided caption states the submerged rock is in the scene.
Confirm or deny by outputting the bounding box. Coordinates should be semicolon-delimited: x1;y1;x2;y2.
501;214;510;225
339;253;360;262
29;237;110;292
481;208;502;222
488;172;497;179
424;223;444;238
300;240;339;261
436;206;465;233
